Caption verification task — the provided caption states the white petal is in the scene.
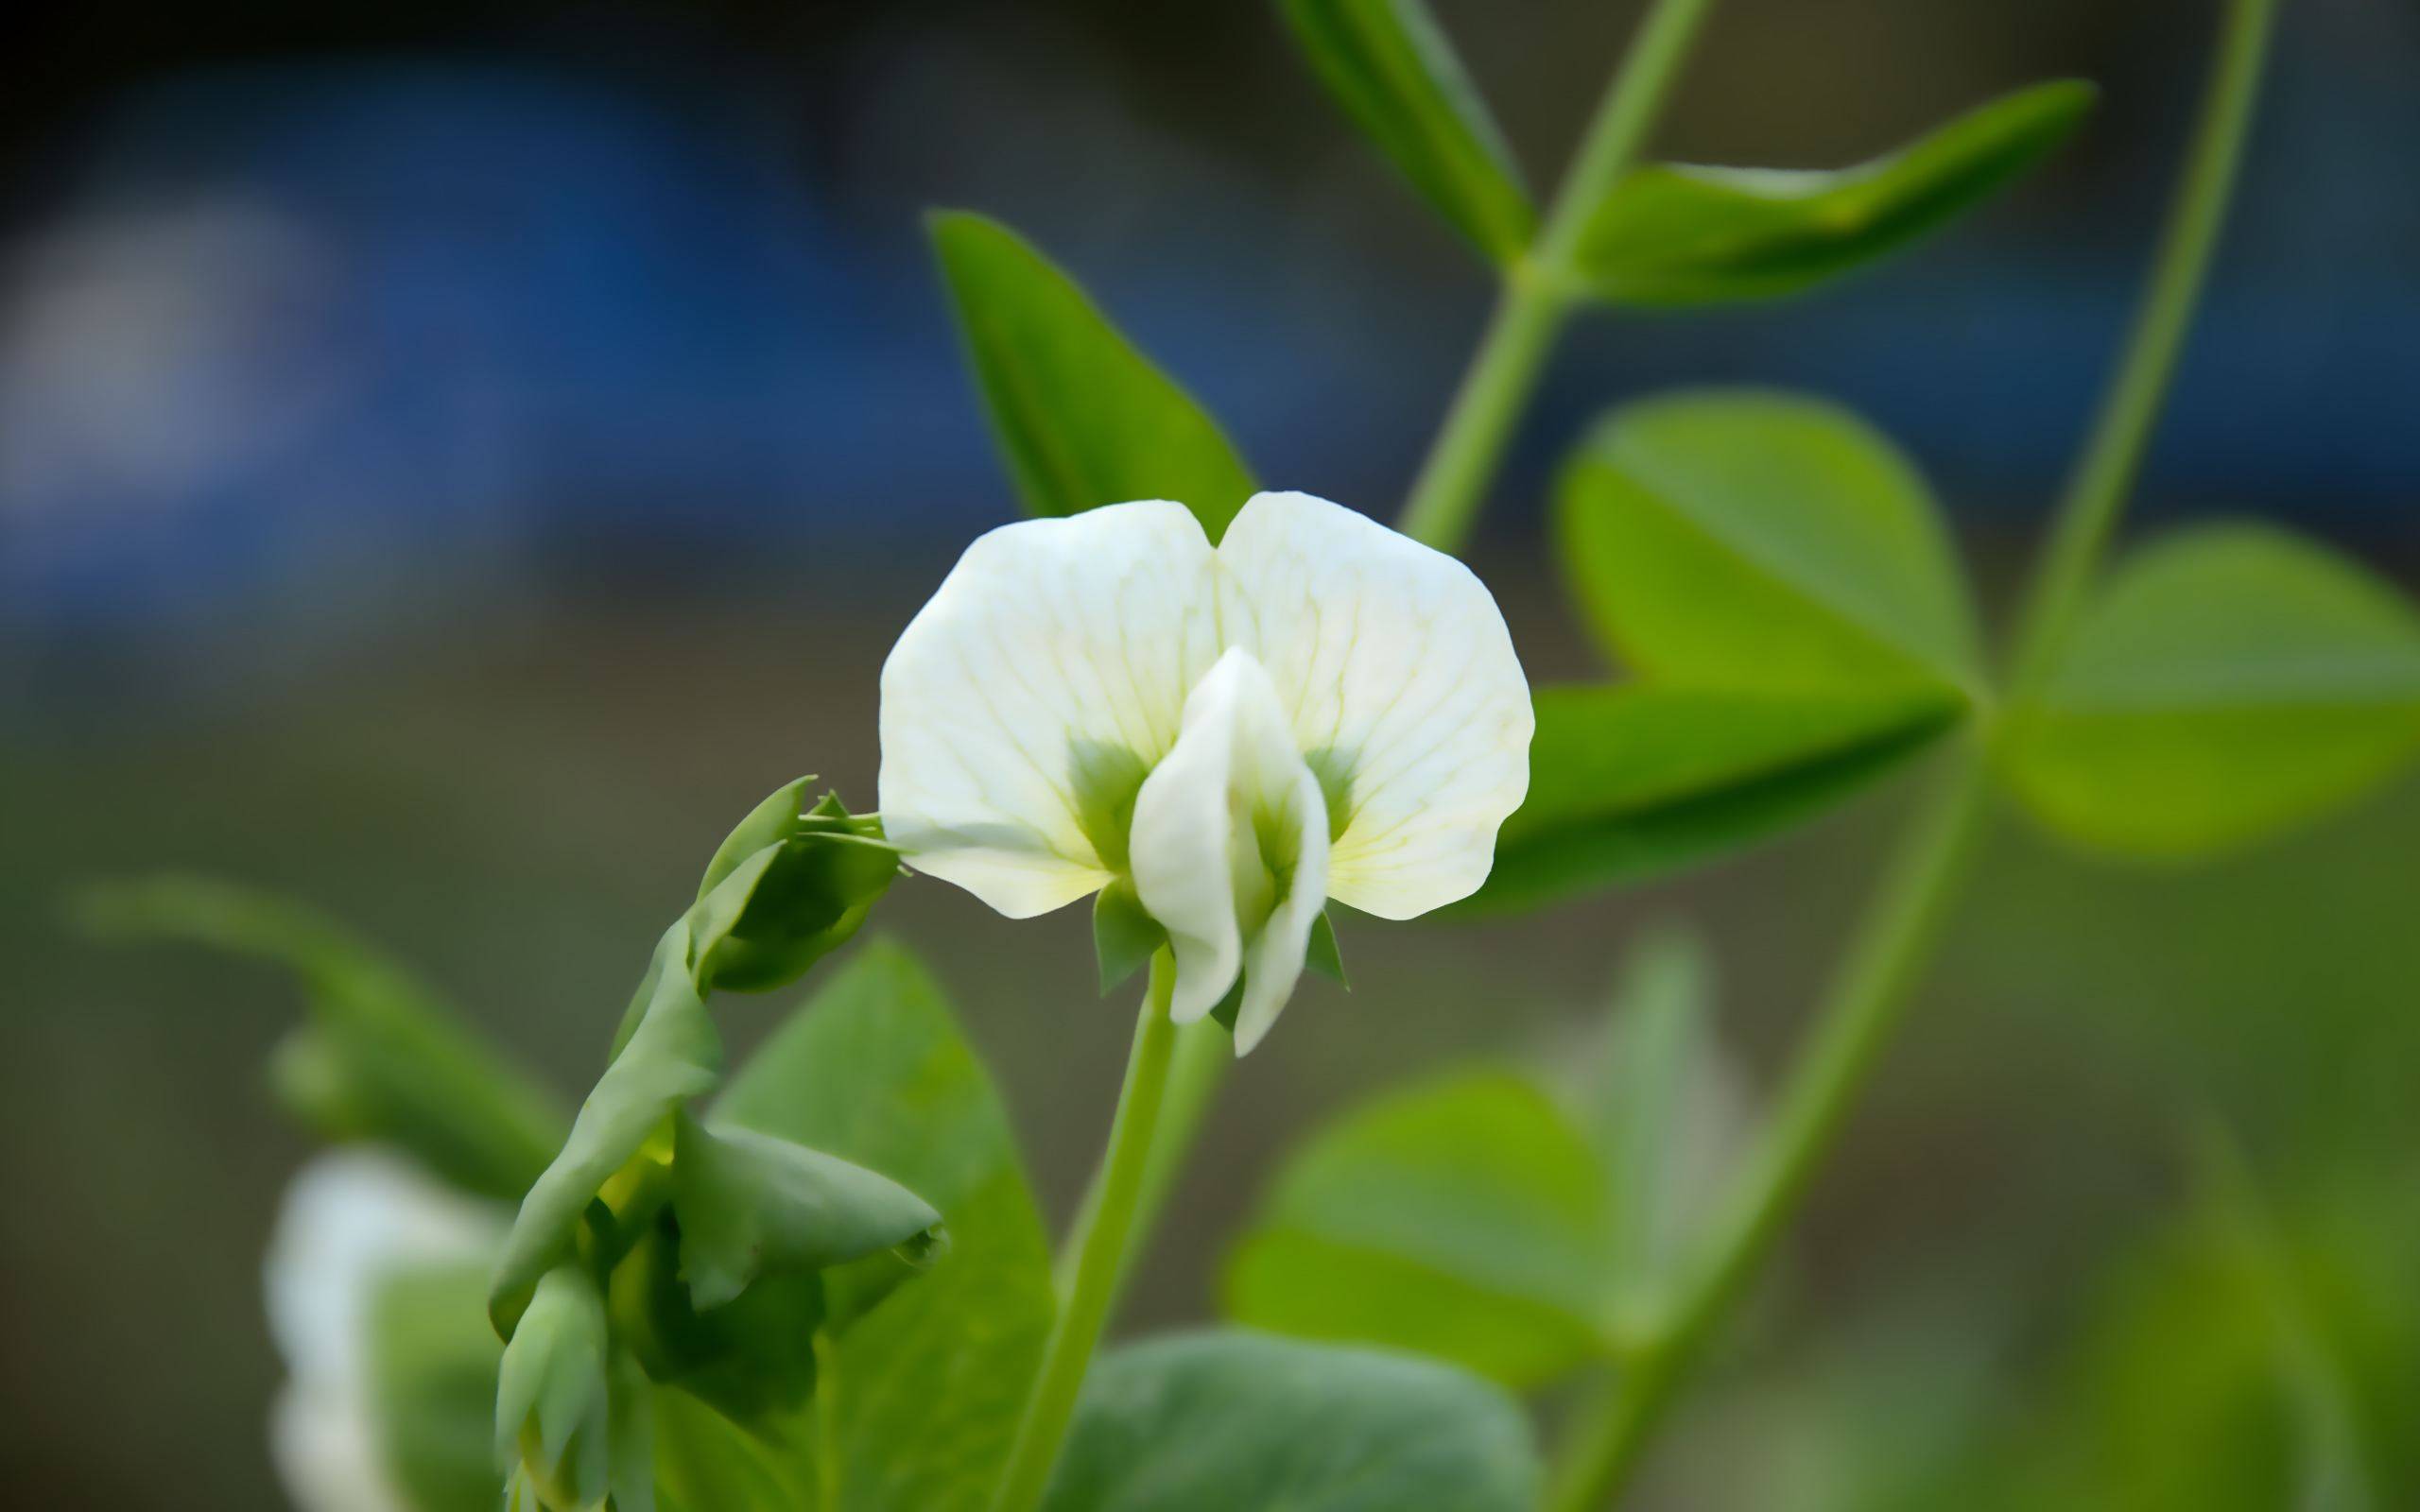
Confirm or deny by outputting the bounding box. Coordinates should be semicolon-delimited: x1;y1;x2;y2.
263;1153;501;1512
878;501;1226;918
1216;491;1532;919
264;1151;500;1387
1129;647;1327;1046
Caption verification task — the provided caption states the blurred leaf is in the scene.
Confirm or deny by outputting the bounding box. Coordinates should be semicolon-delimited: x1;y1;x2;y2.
2001;524;2420;859
366;1260;508;1512
715;940;1055;1512
1278;0;1534;263
668;1109;940;1312
76;877;565;1203
1223;1068;1617;1389
930;211;1257;539
1559;390;1982;696
1457;684;1960;913
1576;81;2093;306
1042;1330;1541;1512
1582;928;1736;1331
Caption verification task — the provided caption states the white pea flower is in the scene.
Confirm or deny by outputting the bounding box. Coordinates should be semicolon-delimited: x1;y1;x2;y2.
264;1152;502;1512
879;490;1532;1052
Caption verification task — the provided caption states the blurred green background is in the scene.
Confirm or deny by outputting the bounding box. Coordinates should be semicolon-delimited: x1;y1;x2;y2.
5;1;2417;1506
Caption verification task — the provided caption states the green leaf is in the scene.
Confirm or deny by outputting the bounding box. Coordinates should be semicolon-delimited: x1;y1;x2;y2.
930;211;1258;539
715;941;1055;1512
496;1267;614;1510
1559;390;1982;696
1279;0;1534;263
74;877;566;1203
694;783;897;998
609;1213;830;1426
1042;1330;1542;1512
1575;80;2094;306
2002;524;2420;859
669;1109;941;1311
365;1260;508;1512
1222;1068;1617;1389
1455;684;1958;914
1578;928;1737;1332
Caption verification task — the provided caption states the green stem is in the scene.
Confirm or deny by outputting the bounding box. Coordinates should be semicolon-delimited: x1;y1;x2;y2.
991;950;1181;1512
1055;1015;1235;1300
1396;0;1720;552
1549;2;2277;1504
2003;0;2279;696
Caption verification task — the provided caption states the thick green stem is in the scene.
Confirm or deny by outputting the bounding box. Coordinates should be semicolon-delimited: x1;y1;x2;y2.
1549;2;2277;1504
990;951;1180;1512
1396;0;1720;551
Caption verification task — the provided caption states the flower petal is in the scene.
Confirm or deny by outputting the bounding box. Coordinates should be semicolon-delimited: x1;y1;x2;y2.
1130;647;1328;1046
878;501;1226;918
1215;491;1533;919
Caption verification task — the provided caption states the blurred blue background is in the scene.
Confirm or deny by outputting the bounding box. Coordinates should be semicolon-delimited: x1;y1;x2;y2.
4;2;2417;1506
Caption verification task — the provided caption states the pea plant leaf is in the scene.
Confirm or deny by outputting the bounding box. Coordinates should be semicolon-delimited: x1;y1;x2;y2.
1575;80;2094;306
1559;389;1983;696
930;211;1258;539
1455;684;1959;915
1222;1067;1618;1389
1279;0;1535;264
715;940;1056;1512
1041;1331;1542;1512
74;877;567;1204
2001;524;2420;859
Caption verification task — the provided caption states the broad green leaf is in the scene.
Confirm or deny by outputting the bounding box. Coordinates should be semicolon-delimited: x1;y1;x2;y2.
1575;80;2093;306
930;211;1257;538
366;1260;508;1512
1559;390;1982;696
75;877;565;1203
1042;1330;1542;1512
1222;1068;1617;1388
1279;0;1534;262
2002;524;2420;859
1454;684;1958;914
716;940;1055;1512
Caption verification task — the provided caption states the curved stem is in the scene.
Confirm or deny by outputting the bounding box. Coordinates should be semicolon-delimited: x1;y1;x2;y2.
1549;2;2278;1504
990;950;1180;1512
1396;0;1720;552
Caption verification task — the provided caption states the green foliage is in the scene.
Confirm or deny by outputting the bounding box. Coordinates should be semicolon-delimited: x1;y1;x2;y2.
1576;81;2094;305
1278;0;1534;263
715;941;1057;1512
1224;1068;1618;1388
366;1260;509;1512
1460;685;1958;913
494;783;897;1333
75;876;565;1203
1092;879;1165;996
1226;931;1738;1387
2002;524;2420;859
930;211;1258;538
496;1267;617;1510
1040;1331;1542;1512
1559;390;1981;695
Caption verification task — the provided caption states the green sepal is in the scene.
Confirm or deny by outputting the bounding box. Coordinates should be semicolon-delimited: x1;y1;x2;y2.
1094;879;1166;996
1306;909;1348;987
495;1266;614;1510
694;782;898;997
670;1108;942;1312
